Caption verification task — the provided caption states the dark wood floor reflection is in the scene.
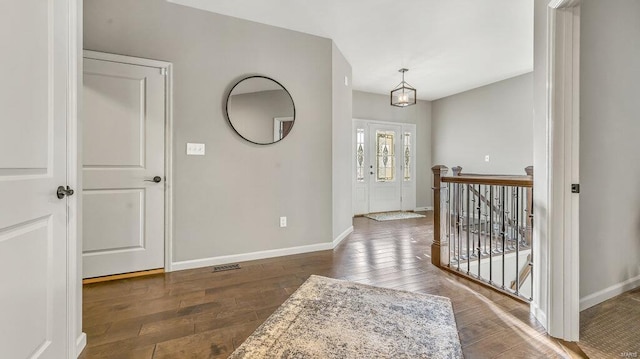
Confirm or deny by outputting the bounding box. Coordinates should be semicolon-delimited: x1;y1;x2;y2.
80;212;572;359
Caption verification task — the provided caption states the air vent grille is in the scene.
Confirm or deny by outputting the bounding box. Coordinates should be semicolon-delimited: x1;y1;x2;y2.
212;263;241;273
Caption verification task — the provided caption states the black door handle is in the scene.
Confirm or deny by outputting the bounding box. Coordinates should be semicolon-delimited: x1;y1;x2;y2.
144;176;162;183
57;186;75;199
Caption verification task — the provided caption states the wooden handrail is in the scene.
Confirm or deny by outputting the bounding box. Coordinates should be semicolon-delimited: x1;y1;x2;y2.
442;175;532;187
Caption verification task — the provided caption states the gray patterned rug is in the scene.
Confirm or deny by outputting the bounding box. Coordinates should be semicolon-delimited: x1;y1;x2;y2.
229;275;463;359
364;211;426;221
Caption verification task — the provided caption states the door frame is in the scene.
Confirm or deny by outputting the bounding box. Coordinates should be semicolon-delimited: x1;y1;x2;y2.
532;0;581;341
70;0;82;355
81;50;175;273
352;118;417;215
547;0;581;341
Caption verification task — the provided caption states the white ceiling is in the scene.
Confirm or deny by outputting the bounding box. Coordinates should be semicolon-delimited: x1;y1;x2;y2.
168;0;533;100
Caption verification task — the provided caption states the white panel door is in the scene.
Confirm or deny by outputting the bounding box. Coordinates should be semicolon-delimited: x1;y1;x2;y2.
369;124;402;213
0;0;70;358
82;57;165;278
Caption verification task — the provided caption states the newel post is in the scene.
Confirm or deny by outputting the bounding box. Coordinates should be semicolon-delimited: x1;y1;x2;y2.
431;165;449;267
525;166;533;246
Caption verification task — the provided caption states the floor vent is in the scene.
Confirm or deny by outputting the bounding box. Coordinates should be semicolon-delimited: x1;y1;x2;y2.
212;263;241;273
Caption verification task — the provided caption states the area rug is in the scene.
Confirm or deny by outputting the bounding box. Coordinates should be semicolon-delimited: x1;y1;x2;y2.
364;211;426;221
229;275;462;359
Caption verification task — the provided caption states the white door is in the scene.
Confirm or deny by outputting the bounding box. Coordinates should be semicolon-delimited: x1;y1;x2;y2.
369;123;402;213
82;55;166;278
0;0;71;357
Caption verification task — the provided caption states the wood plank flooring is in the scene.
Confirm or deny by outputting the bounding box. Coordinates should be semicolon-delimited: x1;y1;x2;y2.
80;212;574;359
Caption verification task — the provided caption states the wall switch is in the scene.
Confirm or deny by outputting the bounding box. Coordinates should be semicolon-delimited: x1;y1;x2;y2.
187;143;205;155
344;76;349;86
279;216;287;228
484;155;490;162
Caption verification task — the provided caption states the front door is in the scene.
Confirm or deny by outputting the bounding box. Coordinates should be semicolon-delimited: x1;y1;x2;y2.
82;54;166;278
368;123;402;213
0;0;71;357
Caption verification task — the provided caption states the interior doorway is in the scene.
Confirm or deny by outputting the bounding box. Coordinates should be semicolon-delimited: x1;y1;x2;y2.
82;51;173;279
353;119;416;215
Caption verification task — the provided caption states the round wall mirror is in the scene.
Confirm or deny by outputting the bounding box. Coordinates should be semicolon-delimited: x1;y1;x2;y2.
226;76;296;145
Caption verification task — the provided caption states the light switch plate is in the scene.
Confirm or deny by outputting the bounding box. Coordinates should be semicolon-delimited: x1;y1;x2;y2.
484;155;490;162
187;143;205;156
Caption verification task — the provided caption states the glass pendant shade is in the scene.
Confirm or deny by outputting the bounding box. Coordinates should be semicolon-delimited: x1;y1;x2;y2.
390;68;417;107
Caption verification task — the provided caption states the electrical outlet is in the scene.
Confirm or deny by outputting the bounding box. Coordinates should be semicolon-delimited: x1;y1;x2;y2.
279;216;287;228
187;143;205;155
484;155;490;162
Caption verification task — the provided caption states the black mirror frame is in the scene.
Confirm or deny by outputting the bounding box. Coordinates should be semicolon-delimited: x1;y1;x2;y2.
225;75;296;145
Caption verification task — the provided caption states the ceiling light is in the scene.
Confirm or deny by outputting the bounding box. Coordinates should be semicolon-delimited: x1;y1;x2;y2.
390;68;417;107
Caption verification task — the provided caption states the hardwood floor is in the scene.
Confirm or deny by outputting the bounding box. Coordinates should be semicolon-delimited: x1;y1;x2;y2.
80;212;573;359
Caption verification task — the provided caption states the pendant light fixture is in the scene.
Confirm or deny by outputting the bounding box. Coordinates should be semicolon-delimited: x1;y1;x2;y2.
390;68;417;107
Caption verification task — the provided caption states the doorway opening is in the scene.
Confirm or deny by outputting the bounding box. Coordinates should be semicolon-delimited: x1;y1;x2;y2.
352;119;416;215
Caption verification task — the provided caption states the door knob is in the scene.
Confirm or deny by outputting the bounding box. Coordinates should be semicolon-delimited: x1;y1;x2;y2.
144;176;162;183
56;186;75;199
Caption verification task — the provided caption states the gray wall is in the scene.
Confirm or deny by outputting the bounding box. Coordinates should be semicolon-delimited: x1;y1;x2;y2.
580;0;640;299
432;73;533;176
85;0;335;261
332;43;353;239
352;91;432;208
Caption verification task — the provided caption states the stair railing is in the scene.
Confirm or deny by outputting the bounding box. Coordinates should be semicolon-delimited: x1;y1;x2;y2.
432;165;533;302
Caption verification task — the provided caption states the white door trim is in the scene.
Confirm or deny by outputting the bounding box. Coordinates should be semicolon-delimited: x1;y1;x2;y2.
352;118;417;215
82;50;175;274
69;0;83;356
538;0;581;341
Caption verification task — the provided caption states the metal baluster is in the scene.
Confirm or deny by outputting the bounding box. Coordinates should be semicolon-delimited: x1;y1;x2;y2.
470;186;477;259
447;182;452;267
482;186;489;255
501;186;506;289
493;189;502;254
457;183;462;271
515;186;520;296
477;184;482;279
530;184;534;301
466;184;471;274
489;185;493;284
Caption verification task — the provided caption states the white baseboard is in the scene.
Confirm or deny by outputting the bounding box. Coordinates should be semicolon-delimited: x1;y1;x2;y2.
76;332;87;357
333;226;353;248
580;274;640;311
171;242;334;272
414;206;433;211
530;301;548;331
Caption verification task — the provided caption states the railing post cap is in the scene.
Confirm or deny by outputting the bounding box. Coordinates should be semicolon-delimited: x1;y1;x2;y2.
525;166;533;176
431;165;449;174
